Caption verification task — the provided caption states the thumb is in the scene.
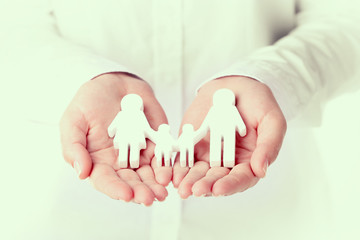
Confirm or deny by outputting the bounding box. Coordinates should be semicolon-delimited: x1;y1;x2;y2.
141;95;173;186
250;111;286;178
60;107;92;179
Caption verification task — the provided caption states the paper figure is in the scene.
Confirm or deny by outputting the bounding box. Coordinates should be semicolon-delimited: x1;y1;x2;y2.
154;124;176;167
177;124;204;167
108;94;156;169
191;88;246;168
108;89;246;169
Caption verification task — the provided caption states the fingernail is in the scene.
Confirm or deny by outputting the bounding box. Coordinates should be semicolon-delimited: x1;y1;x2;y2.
179;192;189;200
141;203;153;207
194;193;206;197
74;161;81;177
263;160;269;177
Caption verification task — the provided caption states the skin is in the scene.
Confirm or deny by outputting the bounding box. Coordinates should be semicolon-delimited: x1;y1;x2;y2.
60;73;287;204
59;73;172;206
172;76;287;198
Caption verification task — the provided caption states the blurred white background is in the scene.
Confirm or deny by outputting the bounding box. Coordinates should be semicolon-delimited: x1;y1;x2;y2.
1;0;360;239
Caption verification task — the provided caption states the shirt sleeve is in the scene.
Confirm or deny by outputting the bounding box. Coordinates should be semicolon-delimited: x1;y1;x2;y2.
198;0;360;120
0;0;140;123
1;0;141;80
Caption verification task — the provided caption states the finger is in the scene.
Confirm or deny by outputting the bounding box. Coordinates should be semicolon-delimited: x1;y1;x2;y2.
89;163;133;201
60;108;92;179
151;157;173;187
117;169;155;206
212;163;259;196
140;140;155;166
177;161;210;199
140;141;172;186
142;95;168;131
136;165;168;201
172;154;190;188
192;167;230;197
250;111;287;178
141;96;172;186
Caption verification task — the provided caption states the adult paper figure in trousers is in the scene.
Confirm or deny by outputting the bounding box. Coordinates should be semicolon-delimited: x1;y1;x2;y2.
108;94;156;169
194;88;247;168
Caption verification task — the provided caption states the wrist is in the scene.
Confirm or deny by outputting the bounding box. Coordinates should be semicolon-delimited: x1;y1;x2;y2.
198;75;267;96
93;72;156;100
92;72;140;82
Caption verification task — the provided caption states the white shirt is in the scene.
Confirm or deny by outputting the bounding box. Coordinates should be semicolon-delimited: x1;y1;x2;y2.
1;0;360;240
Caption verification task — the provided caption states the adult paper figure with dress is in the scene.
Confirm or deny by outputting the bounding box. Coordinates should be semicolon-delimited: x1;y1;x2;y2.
108;94;156;168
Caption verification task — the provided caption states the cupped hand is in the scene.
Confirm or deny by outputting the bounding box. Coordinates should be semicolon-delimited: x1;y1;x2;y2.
60;73;172;206
173;76;287;198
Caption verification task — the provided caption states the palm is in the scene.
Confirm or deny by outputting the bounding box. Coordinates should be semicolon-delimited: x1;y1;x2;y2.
173;76;286;198
60;73;171;205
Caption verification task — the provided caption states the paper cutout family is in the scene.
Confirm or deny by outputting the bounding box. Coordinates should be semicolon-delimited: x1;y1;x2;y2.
108;89;246;169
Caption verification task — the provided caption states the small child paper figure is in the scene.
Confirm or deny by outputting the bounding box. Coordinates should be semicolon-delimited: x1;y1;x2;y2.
177;124;204;167
194;88;247;168
154;124;176;167
108;94;156;169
